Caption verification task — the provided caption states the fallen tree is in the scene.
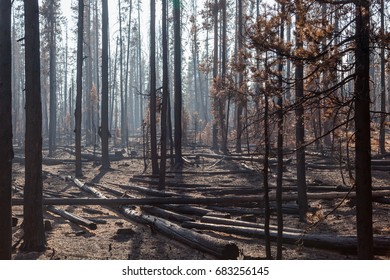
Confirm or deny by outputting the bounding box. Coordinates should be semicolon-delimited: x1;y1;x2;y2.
182;221;390;256
121;207;239;259
141;206;195;223
199;215;303;234
46;205;97;230
12;189;390;206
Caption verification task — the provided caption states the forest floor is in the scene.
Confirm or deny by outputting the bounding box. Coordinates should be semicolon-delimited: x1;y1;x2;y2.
9;143;390;260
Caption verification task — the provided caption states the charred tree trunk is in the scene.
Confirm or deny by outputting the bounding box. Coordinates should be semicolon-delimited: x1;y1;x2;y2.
379;0;386;155
235;0;243;153
276;2;285;260
75;0;84;178
211;0;219;151
354;0;373;260
48;0;57;157
159;0;169;188
22;0;46;252
150;0;159;174
219;0;228;155
173;0;183;168
101;0;110;169
263;76;271;259
295;0;308;222
0;0;13;260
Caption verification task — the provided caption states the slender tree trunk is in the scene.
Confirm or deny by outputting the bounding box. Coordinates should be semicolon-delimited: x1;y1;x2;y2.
355;0;373;260
101;0;110;169
23;0;46;252
124;0;133;141
211;0;219;151
173;0;183;167
0;0;13;260
159;0;169;188
48;0;57;157
85;0;93;146
94;0;100;147
149;0;159;174
118;0;126;147
295;0;308;222
379;0;386;155
235;0;243;153
75;0;84;178
276;2;285;259
64;23;69;145
263;70;271;259
137;1;143;131
219;0;228;154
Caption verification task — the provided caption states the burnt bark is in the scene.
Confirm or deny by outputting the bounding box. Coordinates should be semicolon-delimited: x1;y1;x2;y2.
159;0;169;188
295;0;308;222
150;0;159;174
101;0;110;169
22;0;46;252
173;0;183;167
75;0;84;177
354;0;373;260
0;0;13;260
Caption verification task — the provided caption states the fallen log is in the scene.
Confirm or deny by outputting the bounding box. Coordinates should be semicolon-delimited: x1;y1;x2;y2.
371;165;390;171
165;170;255;176
182;221;390;256
132;174;175;179
130;178;211;188
203;206;263;216
159;204;210;216
204;188;262;196
46;205;97;230
113;182;179;197
121;207;239;259
371;159;390;166
141;206;195;223
13;189;390;206
200;215;303;234
307;163;345;170
13;156;88;166
66;176;106;198
373;197;390;204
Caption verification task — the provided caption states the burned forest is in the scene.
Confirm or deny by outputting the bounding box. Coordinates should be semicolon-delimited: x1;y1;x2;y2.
2;0;390;260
